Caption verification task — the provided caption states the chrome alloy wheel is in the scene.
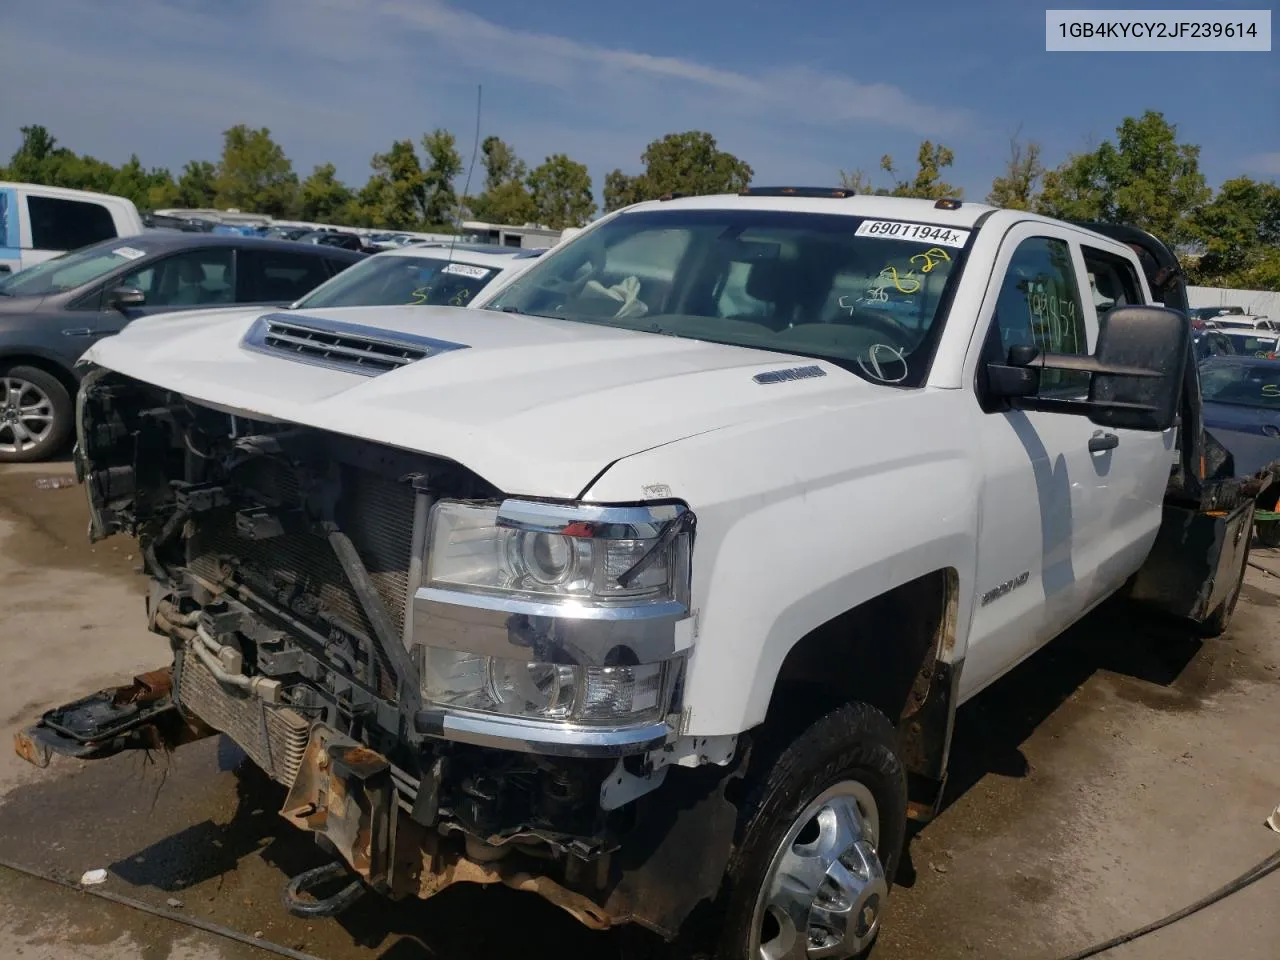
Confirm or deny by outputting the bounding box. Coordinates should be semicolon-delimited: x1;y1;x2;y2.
0;377;55;454
750;781;886;960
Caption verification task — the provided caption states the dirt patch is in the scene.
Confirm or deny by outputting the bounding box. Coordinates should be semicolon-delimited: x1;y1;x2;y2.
0;468;141;584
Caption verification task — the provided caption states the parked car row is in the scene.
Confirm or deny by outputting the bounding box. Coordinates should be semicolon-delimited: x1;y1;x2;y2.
0;227;542;461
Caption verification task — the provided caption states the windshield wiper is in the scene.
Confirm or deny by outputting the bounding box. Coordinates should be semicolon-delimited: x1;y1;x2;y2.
497;305;566;321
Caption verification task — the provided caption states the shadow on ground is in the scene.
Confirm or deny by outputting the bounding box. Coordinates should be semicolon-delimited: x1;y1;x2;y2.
4;550;1272;959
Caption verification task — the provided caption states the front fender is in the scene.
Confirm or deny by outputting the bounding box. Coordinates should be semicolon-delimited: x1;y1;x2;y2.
583;389;981;736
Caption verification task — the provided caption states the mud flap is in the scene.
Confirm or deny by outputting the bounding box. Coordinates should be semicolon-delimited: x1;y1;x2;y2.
1127;498;1256;623
13;669;211;768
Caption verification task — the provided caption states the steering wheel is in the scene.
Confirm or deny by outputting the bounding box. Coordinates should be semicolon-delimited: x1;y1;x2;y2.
843;307;913;345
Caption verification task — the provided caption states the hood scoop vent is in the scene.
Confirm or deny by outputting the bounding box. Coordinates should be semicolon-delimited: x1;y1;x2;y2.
241;312;468;376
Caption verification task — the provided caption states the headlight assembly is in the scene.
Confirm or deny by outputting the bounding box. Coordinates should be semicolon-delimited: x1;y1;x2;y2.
411;499;693;735
424;499;691;608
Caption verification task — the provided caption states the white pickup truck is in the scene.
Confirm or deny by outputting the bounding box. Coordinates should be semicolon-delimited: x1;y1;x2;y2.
17;191;1274;959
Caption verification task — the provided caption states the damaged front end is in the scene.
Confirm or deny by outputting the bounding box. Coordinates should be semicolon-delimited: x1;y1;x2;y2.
19;367;741;937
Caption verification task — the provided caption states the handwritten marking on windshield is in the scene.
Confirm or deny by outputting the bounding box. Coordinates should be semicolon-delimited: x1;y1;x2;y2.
857;344;909;384
909;247;951;273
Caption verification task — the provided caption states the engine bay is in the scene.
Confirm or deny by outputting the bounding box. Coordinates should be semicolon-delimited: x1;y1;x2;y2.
68;367;672;907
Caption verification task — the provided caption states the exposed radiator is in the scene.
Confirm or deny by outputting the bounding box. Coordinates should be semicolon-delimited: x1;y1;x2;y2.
186;457;416;699
177;650;311;786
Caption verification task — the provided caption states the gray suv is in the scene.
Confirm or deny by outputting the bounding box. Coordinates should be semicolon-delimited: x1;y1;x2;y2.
0;233;362;462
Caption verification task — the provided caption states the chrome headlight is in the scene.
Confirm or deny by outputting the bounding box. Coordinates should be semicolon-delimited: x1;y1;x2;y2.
411;499;693;730
425;499;691;608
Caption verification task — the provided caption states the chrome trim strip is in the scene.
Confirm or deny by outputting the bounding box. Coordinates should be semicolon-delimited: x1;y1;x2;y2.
496;499;685;537
416;586;686;622
413;592;686;667
418;709;671;757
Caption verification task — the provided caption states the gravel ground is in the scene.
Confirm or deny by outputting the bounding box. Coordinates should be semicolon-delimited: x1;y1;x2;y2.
1;459;1277;960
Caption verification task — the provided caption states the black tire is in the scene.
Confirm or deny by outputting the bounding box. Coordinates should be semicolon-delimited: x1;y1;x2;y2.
0;363;74;463
1258;520;1280;549
713;701;908;960
1197;531;1252;638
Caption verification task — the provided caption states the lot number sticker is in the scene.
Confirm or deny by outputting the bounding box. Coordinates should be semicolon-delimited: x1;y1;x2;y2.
112;246;147;261
855;220;970;248
440;262;489;279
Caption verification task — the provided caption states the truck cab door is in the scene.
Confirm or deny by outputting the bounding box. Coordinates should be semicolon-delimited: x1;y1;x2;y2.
960;226;1109;700
1075;242;1174;602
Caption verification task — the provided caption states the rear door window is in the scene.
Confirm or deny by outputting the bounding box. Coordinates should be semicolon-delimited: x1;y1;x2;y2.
122;248;236;308
238;249;331;301
1080;246;1143;322
27;195;118;251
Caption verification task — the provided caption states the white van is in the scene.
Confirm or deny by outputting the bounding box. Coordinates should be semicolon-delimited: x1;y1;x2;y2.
0;182;145;275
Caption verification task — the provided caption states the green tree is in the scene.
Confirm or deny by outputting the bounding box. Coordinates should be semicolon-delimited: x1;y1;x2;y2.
176;160;218;208
837;169;881;195
2;125;118;193
603;168;648;211
1035;111;1209;246
603;131;753;212
879;140;961;199
468;136;536;224
986;135;1043;210
470;179;536;225
527;154;595;229
298;162;354;223
1188;176;1280;290
213;125;298;217
421;128;462;226
109;154;179;211
3;124;61;182
360;139;426;229
480;135;526;192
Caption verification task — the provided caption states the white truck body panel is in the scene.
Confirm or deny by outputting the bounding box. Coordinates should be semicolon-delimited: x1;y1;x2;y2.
0;181;145;274
80;193;1176;739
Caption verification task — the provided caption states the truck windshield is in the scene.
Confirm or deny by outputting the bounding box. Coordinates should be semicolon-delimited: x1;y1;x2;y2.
296;255;499;309
0;243;137;297
485;208;972;387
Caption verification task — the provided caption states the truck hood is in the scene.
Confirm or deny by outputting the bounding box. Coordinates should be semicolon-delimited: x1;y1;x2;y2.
84;304;885;497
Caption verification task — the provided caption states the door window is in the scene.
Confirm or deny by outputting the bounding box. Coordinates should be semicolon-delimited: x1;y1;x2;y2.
28;196;118;251
1081;246;1143;322
991;236;1088;396
239;250;331;301
122;249;235;307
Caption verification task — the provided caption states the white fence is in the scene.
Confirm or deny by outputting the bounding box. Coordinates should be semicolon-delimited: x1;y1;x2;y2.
1187;285;1279;318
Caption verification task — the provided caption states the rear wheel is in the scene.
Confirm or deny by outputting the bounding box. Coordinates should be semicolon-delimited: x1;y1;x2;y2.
714;702;907;960
0;365;73;463
1258;519;1280;549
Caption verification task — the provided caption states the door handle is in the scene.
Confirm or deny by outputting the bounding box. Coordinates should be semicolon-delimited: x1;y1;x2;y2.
1089;432;1119;453
60;328;95;337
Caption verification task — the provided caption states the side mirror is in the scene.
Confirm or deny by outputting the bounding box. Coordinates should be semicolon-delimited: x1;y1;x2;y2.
984;306;1188;432
1088;305;1188;431
106;285;146;310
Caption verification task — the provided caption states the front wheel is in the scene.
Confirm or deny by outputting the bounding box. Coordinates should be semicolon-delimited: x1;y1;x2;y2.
715;702;908;960
0;364;73;463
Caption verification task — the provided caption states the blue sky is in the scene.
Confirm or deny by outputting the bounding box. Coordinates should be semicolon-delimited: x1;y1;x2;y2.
1;0;1277;205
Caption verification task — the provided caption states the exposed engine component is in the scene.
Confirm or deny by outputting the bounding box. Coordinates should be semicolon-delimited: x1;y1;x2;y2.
62;370;734;932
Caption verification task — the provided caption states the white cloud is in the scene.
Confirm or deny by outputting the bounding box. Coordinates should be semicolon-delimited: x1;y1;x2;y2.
0;0;975;193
